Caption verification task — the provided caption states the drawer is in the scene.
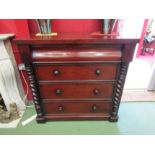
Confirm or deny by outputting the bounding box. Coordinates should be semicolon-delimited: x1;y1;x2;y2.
39;82;114;99
34;63;119;81
32;46;122;62
42;101;112;114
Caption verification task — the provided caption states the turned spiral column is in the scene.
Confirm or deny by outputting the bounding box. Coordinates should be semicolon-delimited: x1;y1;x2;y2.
110;62;129;122
26;64;45;123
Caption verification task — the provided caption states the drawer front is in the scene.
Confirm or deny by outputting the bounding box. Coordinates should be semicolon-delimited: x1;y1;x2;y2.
34;63;119;81
42;101;112;114
39;82;114;99
32;46;122;62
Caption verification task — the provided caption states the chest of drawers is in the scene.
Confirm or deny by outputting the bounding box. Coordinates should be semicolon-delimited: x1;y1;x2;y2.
15;33;139;123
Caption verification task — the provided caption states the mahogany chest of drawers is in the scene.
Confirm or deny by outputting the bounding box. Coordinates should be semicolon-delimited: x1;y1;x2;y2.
15;33;139;123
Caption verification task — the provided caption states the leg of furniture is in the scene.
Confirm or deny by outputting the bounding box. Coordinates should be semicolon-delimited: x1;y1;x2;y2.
109;62;129;122
25;64;46;123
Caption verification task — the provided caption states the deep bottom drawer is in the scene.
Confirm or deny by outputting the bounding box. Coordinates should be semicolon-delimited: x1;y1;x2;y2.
42;101;112;115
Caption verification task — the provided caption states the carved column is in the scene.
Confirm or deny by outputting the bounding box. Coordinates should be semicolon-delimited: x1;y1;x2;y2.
25;64;45;123
110;62;129;122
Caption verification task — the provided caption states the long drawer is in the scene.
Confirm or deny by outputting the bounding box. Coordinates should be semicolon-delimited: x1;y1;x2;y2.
42;101;113;114
34;62;119;81
39;82;114;100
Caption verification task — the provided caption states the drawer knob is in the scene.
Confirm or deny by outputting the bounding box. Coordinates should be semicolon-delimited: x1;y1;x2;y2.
93;89;100;95
53;69;61;76
55;89;63;95
95;69;101;75
58;106;63;112
92;105;97;111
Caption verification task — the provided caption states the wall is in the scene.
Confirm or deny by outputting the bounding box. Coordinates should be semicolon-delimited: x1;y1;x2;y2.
136;19;149;57
28;19;100;34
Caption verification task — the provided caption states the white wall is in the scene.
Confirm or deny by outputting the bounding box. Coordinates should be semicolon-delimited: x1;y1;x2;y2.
148;59;155;90
122;19;144;38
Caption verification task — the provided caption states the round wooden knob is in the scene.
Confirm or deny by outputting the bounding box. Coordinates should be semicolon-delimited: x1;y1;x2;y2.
53;69;61;76
95;69;101;75
55;89;63;95
58;106;63;111
92;105;97;111
93;89;100;95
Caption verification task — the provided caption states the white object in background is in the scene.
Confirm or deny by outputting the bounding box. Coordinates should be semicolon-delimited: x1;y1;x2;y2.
121;19;144;38
147;59;155;90
22;114;37;126
0;34;26;111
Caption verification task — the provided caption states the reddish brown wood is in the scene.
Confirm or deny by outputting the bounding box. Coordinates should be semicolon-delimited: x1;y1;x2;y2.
39;82;114;99
34;63;119;81
15;33;139;123
14;33;139;45
31;46;122;62
109;62;129;122
25;64;45;122
42;101;112;114
122;44;137;62
44;114;110;121
18;45;32;63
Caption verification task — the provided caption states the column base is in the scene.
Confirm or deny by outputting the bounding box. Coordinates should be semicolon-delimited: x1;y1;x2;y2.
109;115;119;122
36;116;46;123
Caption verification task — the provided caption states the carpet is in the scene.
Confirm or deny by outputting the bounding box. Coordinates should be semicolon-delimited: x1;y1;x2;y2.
0;102;155;135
